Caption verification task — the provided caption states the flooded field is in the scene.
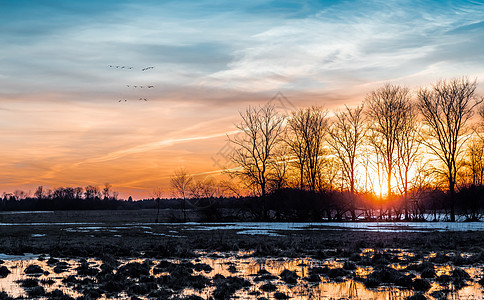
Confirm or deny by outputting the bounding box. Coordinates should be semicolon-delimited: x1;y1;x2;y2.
0;248;482;299
1;221;483;240
0;211;483;299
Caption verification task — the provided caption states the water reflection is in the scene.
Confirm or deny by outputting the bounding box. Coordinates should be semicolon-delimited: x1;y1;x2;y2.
0;250;481;299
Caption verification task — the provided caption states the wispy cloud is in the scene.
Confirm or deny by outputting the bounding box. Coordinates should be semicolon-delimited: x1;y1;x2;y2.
200;0;484;93
78;130;240;164
1;0;483;198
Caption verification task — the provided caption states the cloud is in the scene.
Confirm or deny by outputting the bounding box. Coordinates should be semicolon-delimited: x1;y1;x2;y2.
78;130;240;164
199;0;484;94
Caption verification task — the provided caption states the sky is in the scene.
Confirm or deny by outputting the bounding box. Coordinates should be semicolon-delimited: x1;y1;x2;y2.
1;0;484;199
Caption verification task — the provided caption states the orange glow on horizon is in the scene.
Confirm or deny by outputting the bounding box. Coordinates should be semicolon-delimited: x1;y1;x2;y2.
0;91;369;200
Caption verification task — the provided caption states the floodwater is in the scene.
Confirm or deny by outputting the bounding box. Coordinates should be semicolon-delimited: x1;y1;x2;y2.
1;221;482;238
61;221;484;237
0;250;482;299
177;221;484;235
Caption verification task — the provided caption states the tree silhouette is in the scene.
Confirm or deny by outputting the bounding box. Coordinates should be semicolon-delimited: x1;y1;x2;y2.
286;106;328;191
228;104;285;219
152;187;164;223
103;183;112;200
328;105;365;220
417;77;482;221
170;168;193;221
85;185;101;200
463;136;484;186
366;84;411;202
395;100;421;220
34;186;44;200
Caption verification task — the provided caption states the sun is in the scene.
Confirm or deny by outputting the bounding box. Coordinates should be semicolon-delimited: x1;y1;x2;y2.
355;161;416;198
371;181;385;198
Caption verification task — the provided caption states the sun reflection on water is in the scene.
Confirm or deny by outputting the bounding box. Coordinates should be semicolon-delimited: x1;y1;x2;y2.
0;249;481;299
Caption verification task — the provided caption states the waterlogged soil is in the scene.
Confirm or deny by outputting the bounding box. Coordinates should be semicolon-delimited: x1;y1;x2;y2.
0;249;482;299
0;210;482;299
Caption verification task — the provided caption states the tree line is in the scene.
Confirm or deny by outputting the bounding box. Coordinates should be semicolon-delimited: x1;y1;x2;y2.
2;77;484;222
0;184;129;211
214;76;484;221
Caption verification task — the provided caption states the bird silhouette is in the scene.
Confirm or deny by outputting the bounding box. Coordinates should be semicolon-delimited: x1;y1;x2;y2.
139;98;148;101
141;66;154;71
147;85;154;88
108;65;133;69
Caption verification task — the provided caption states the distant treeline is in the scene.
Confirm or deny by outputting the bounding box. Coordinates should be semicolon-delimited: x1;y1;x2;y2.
3;77;484;222
161;77;484;222
205;76;484;222
1;185;482;222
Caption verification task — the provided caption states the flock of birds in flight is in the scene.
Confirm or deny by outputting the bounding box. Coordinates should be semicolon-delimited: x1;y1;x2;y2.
108;65;155;102
108;65;154;71
126;85;154;88
118;98;147;102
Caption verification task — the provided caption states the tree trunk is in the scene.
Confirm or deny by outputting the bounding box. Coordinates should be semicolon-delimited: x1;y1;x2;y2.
449;179;455;222
182;197;187;222
404;172;409;221
350;180;356;221
156;198;160;223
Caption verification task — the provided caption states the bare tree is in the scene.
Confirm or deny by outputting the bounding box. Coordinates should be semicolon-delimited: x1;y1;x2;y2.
470;101;484;185
478;102;484;121
305;107;328;191
102;183;112;200
170;168;193;221
328;105;365;220
218;179;242;198
84;185;101;200
190;176;219;199
463;136;484;186
74;187;84;200
34;186;44;200
319;155;340;190
152;187;164;222
395;101;421;220
286;109;310;190
366;84;411;201
228;104;285;218
417;77;482;221
366;133;387;219
268;143;290;192
13;190;26;200
286;106;328;191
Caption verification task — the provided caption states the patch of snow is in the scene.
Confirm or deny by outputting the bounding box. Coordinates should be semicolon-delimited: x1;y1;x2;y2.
0;222;100;226
0;253;40;261
237;229;283;236
0;211;54;214
159;221;484;235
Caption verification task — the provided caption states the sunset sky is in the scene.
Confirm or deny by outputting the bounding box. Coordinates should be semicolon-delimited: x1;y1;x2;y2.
1;0;484;199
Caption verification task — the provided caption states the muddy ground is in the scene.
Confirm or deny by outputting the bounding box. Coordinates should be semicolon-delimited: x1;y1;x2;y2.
0;210;482;258
0;210;483;299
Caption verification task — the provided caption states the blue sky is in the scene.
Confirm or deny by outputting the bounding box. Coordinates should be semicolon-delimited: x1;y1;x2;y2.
0;0;483;198
1;0;483;102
